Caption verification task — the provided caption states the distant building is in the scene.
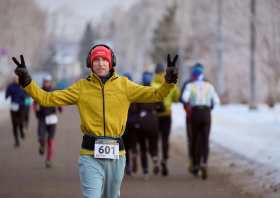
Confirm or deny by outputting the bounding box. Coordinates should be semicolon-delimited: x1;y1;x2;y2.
52;41;81;84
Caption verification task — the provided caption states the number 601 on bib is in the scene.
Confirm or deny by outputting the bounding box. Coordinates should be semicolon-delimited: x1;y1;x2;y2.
94;139;119;159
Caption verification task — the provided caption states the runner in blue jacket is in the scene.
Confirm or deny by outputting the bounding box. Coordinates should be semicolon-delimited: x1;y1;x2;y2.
5;75;28;147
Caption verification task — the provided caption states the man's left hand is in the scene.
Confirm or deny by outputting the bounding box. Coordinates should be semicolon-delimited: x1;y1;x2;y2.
165;54;179;84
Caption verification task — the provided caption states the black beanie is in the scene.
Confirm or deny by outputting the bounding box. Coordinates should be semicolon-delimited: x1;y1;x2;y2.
155;62;165;73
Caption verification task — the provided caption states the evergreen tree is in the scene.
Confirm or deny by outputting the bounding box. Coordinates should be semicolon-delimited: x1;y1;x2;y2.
79;23;94;75
151;1;179;63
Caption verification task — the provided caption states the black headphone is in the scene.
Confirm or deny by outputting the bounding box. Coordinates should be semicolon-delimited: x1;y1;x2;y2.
86;44;116;68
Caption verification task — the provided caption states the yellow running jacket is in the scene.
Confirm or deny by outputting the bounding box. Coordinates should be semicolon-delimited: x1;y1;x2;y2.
23;69;176;156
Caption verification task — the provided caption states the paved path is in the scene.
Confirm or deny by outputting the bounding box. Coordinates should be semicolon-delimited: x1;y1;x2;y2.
0;105;257;198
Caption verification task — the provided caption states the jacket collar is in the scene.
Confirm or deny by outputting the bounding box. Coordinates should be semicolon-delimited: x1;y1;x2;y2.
87;68;119;84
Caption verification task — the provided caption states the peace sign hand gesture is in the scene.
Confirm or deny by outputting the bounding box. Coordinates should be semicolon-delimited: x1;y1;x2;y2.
165;54;179;84
13;55;32;87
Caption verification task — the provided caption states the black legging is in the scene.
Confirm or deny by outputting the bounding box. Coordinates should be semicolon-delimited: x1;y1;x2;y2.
10;106;25;141
122;123;138;166
24;105;30;128
38;117;56;141
138;127;158;171
191;106;211;167
186;116;192;158
158;116;171;160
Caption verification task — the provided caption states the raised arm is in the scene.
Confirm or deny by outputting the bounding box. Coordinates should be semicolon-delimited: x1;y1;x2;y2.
126;80;176;103
127;54;179;103
13;55;80;107
22;80;80;107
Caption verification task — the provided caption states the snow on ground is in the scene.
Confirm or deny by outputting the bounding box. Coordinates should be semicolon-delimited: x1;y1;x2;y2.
171;103;280;183
0;91;10;110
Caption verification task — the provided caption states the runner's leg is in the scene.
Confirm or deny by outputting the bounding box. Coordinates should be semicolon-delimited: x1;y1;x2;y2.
38;117;46;154
138;129;148;173
10;111;19;145
47;124;56;160
159;116;171;161
201;109;211;164
191;109;202;174
78;155;104;198
102;155;126;198
18;106;25;138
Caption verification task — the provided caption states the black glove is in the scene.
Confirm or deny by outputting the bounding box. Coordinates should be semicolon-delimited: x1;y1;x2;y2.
58;107;63;113
13;55;32;87
165;54;179;84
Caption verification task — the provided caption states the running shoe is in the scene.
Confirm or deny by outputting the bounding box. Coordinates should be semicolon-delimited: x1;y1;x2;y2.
125;165;131;178
125;171;131;178
201;164;207;180
20;132;25;139
14;141;20;147
142;173;149;181
45;159;51;168
192;166;199;177
152;156;159;175
132;155;138;173
161;160;168;176
39;146;45;155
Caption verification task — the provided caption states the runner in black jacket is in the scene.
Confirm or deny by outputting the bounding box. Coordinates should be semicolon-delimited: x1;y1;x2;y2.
136;72;165;180
5;75;28;147
121;72;139;177
32;74;62;168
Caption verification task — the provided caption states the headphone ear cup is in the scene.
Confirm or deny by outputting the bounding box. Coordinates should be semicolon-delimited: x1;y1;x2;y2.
86;56;91;68
112;55;116;67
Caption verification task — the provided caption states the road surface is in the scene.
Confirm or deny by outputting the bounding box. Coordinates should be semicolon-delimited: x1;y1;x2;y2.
0;105;278;198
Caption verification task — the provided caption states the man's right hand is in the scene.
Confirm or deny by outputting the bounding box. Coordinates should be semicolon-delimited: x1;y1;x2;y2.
13;55;32;87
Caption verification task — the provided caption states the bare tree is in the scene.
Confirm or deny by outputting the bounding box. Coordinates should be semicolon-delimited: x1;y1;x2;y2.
0;0;47;89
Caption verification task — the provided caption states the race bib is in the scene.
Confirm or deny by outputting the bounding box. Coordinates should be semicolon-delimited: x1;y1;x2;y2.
94;139;119;159
45;114;58;125
10;102;19;112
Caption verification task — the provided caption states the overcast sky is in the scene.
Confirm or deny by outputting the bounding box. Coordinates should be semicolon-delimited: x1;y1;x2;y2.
34;0;138;40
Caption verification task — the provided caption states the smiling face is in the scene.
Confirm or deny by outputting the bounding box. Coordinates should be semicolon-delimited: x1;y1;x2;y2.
92;57;110;77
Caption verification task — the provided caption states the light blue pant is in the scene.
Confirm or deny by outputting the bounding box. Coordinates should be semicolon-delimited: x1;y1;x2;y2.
78;155;126;198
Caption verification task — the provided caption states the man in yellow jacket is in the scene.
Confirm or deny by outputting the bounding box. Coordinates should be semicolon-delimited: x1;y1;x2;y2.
151;62;181;176
13;45;179;198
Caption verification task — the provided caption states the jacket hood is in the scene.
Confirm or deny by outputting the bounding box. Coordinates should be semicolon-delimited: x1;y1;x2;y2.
152;72;165;84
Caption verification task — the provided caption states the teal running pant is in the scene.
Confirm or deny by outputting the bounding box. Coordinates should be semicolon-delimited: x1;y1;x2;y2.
78;155;126;198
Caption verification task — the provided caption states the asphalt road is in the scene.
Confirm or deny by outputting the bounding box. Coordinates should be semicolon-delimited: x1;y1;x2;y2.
0;105;258;198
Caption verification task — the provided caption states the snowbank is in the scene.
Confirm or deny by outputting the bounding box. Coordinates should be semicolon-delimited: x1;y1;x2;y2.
171;103;280;182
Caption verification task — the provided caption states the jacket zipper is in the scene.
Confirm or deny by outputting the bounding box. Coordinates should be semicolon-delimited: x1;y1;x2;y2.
93;74;116;137
96;80;106;137
102;86;105;137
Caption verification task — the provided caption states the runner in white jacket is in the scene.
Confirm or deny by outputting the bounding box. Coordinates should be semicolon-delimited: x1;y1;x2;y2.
181;65;220;180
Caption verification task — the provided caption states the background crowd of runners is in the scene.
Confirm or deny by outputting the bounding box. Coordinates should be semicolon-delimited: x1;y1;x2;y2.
6;58;219;181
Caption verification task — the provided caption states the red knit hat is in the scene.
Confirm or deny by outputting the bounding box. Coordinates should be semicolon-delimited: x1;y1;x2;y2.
90;46;112;70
